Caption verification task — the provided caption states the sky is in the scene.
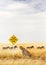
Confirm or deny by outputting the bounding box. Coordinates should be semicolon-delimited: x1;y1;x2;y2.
0;0;46;43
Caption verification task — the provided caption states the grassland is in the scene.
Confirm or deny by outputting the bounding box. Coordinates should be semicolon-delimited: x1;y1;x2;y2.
0;59;46;65
0;42;46;65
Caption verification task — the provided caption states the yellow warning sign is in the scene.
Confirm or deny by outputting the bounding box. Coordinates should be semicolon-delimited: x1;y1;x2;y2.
9;35;18;45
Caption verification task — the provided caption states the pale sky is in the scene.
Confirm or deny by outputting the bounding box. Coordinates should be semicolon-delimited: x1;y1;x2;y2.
0;0;46;43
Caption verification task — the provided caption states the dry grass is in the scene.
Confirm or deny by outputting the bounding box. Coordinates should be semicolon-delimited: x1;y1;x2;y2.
0;43;46;65
0;59;46;65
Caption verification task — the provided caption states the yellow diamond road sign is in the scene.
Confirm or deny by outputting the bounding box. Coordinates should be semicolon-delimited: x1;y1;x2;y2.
9;35;18;45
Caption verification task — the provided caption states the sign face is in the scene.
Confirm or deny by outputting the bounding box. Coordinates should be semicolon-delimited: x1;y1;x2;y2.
9;35;18;45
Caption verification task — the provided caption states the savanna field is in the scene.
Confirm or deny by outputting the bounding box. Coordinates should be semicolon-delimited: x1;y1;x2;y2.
0;59;46;65
0;42;46;65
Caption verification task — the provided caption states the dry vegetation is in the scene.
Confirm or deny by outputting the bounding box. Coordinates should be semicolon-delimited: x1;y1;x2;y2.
0;42;46;65
0;59;46;65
